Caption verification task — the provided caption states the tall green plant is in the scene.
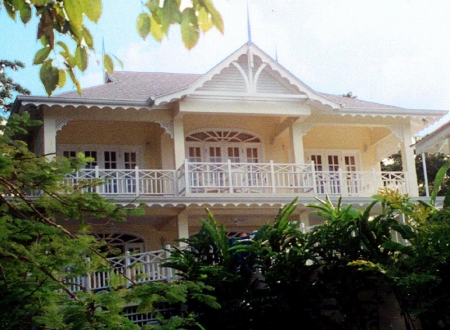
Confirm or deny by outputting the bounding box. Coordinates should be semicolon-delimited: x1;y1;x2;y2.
0;114;218;329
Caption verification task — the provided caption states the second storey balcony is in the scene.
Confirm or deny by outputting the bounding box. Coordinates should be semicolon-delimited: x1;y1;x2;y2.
63;160;409;199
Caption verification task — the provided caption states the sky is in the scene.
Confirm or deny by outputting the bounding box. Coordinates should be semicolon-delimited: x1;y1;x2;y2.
2;0;450;130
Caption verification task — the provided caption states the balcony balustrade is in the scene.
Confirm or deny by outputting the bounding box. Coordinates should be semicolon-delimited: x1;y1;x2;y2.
63;160;408;198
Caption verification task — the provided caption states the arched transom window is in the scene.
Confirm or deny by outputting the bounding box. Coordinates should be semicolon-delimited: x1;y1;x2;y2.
185;129;262;163
95;233;145;254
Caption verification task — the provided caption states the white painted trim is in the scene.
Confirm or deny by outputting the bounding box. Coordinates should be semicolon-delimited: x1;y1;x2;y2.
231;62;250;92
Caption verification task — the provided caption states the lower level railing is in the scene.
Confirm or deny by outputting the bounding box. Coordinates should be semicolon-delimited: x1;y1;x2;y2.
65;248;172;293
63;161;408;198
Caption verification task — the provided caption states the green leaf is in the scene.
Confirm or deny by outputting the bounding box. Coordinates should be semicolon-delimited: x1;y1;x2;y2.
150;15;164;42
58;70;66;88
198;7;213;32
161;0;181;32
83;0;102;22
64;0;83;31
381;240;412;254
103;54;114;74
19;3;32;24
40;35;49;46
181;9;199;50
33;46;51;65
75;46;88;71
57;41;77;68
146;0;159;12
3;1;16;20
136;13;151;39
444;192;450;208
66;68;81;94
431;160;450;206
37;10;54;47
200;0;224;33
57;41;71;56
40;60;59;95
82;27;94;50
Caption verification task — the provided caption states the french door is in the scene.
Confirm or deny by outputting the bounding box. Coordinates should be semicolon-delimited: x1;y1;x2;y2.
307;151;359;195
187;144;261;164
186;144;262;191
60;145;141;169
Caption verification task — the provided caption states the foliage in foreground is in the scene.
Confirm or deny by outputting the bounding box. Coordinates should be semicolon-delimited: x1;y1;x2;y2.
0;60;30;113
2;0;223;95
0;114;218;329
166;183;450;329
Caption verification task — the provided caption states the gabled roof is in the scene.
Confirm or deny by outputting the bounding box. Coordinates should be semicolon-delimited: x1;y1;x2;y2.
11;42;448;122
60;72;202;102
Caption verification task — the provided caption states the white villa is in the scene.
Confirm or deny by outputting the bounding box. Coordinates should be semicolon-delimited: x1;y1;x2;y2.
12;42;447;253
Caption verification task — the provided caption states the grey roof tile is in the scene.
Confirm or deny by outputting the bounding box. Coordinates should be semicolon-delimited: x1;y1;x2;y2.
57;72;402;110
58;72;202;101
321;93;403;110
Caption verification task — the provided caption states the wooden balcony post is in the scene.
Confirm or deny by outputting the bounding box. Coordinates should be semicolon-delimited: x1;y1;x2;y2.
404;172;410;195
135;166;139;196
165;244;172;282
227;159;233;193
372;168;377;195
311;161;317;194
94;166;100;194
125;251;131;288
338;168;346;197
173;170;178;196
184;160;190;194
270;160;276;193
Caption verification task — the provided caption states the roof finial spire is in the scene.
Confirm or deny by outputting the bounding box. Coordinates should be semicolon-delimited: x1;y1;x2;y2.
247;1;252;46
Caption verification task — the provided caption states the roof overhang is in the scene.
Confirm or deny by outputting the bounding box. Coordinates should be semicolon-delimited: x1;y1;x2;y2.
339;107;447;119
12;95;157;113
415;120;450;154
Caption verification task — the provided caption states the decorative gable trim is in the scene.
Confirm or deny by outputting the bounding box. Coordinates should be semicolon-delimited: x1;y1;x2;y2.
154;43;342;111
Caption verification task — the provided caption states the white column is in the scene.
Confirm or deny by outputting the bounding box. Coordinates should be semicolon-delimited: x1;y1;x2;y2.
177;211;189;247
400;126;419;197
299;211;310;231
422;152;430;197
173;118;185;169
289;121;305;164
160;132;173;170
43;115;56;160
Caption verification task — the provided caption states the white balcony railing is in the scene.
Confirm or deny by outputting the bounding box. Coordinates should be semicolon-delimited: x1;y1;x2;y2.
63;161;408;198
181;160;408;196
64;167;176;196
65;248;173;293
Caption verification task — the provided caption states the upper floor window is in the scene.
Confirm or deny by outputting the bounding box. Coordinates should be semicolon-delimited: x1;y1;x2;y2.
186;130;261;143
185;130;263;163
58;144;142;169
